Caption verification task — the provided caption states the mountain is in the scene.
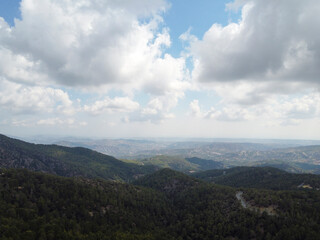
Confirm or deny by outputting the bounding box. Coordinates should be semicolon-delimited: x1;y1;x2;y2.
53;138;169;158
193;166;320;190
139;155;223;173
134;168;202;195
0;134;157;182
185;157;223;170
253;160;320;174
136;168;320;239
0;168;172;240
42;136;320;173
1;168;320;239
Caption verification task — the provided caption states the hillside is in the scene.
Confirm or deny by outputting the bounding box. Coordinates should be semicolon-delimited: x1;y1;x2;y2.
1;168;320;239
134;168;202;195
139;155;223;173
50;137;320;174
193;166;320;190
0;134;157;182
0;168;171;240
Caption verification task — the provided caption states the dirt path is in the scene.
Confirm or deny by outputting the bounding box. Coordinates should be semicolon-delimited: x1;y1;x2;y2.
236;191;277;216
236;191;248;208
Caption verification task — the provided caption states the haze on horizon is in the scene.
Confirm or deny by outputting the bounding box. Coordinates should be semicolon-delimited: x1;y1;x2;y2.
0;0;320;140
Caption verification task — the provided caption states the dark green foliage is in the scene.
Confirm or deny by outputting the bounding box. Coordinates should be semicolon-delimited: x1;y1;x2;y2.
0;168;172;240
1;168;320;239
258;161;320;174
193;166;320;190
185;157;223;170
139;155;223;173
0;134;158;182
140;155;198;172
134;168;202;195
135;168;320;239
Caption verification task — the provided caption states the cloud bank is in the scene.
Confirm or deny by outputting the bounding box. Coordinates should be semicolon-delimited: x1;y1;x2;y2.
0;0;319;138
190;0;320;88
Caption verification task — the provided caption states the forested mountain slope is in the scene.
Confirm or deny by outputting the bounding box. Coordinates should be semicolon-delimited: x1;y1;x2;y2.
138;155;223;173
193;166;320;190
1;168;320;239
0;134;157;182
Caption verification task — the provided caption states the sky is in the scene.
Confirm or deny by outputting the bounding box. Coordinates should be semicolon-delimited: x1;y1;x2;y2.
0;0;320;140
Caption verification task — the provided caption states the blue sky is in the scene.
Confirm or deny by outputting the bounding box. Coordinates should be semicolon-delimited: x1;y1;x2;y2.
0;0;21;26
163;0;235;56
0;0;320;140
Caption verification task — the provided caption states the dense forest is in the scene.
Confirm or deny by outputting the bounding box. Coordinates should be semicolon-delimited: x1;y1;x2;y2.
192;166;320;190
1;168;320;239
137;155;223;172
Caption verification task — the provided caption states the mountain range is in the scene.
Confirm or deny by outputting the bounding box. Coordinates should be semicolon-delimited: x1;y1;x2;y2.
1;133;320;239
49;136;320;174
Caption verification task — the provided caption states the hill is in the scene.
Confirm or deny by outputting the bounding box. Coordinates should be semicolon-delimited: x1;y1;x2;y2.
185;157;223;170
1;168;320;239
253;160;320;174
46;137;320;174
193;166;320;190
134;168;202;195
138;155;223;173
0;134;157;182
0;168;171;240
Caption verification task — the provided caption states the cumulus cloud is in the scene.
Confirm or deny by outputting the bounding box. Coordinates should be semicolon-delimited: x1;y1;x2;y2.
189;0;320;89
127;92;182;123
191;92;320;125
0;0;188;93
0;80;75;115
37;118;75;126
190;99;253;121
0;0;194;127
189;100;202;117
36;117;87;127
83;97;140;115
0;46;47;85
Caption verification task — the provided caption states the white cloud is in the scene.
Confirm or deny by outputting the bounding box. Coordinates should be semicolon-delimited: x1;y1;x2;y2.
0;47;46;85
0;0;194;129
190;99;253;121
277;93;320;120
0;80;75;115
191;92;320;126
11;119;30;127
36;118;88;127
83;97;140;115
0;0;191;126
127;92;182;123
189;99;202;117
0;0;188;95
1;0;319;139
37;118;75;126
188;0;320;95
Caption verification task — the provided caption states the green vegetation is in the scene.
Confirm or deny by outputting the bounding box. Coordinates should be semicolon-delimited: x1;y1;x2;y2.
1;168;320;239
0;168;171;240
193;166;320;190
139;155;223;172
0;134;157;182
185;157;223;170
1;134;320;239
255;161;320;174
